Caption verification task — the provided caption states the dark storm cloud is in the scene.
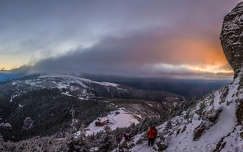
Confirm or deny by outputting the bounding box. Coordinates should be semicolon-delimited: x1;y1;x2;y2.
0;0;239;77
32;27;230;78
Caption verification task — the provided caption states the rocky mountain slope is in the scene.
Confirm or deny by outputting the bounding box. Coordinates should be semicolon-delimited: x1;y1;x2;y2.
121;2;243;152
129;72;242;152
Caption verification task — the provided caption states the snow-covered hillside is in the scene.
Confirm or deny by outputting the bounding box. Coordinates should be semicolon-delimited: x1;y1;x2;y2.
128;71;243;152
111;3;243;151
1;73;181;107
6;73;124;102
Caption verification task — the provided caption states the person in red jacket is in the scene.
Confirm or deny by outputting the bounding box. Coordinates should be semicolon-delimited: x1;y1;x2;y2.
147;125;157;146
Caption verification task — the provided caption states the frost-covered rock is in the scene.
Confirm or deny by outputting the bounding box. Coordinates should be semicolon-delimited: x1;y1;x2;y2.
0;122;12;129
221;2;243;76
22;117;34;130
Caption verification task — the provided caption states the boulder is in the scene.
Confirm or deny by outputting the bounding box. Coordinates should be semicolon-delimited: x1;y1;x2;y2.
220;2;243;76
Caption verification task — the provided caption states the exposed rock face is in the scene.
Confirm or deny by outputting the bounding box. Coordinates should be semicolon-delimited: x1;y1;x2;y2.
220;2;243;76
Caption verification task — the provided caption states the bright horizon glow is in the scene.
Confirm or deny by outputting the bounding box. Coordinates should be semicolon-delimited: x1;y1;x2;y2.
153;63;233;75
185;65;233;74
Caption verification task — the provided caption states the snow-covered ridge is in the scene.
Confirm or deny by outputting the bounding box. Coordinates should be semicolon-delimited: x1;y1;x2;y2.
130;73;243;152
7;74;125;102
11;74;119;90
39;74;119;88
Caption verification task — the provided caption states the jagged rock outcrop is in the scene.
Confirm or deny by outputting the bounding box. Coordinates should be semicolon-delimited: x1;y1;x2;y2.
220;2;243;77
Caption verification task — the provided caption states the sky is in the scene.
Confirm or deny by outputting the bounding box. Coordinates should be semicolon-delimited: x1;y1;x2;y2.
0;0;240;79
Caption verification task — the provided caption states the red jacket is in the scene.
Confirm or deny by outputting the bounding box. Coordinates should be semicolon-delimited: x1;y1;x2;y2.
147;127;157;139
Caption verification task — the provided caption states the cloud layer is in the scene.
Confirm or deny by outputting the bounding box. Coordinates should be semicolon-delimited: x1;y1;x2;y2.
33;27;232;78
0;0;239;78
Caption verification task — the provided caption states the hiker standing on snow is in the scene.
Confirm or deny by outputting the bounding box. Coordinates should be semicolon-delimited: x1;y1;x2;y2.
147;125;157;146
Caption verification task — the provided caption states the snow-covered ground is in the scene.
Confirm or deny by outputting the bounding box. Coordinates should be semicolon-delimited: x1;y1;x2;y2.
132;144;157;152
85;108;139;136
